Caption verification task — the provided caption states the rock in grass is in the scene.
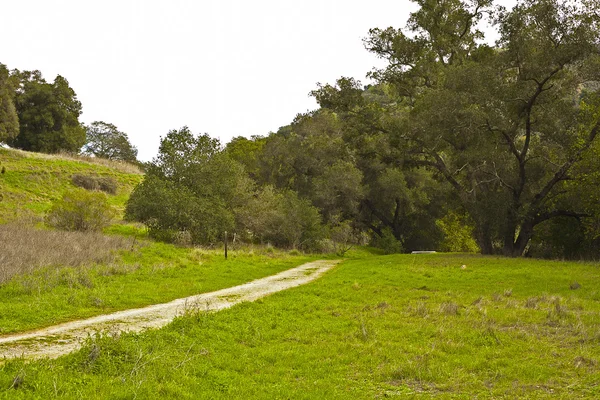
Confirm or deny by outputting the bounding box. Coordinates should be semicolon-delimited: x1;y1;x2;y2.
570;281;581;290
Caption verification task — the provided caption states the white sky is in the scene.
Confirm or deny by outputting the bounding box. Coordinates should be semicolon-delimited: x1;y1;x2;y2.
2;0;516;161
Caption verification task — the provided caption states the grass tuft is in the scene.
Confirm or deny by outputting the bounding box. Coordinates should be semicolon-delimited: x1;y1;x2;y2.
439;301;459;315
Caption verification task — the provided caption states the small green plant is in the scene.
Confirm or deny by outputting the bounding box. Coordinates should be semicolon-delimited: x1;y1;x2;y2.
46;188;116;232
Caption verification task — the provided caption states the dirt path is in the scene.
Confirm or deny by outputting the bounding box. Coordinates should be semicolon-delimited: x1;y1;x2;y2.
0;260;339;360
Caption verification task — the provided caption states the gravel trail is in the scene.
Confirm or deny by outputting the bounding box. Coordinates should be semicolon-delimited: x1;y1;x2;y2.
0;259;339;360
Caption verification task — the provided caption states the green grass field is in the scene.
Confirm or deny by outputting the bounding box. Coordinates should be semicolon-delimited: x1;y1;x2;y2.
1;252;599;399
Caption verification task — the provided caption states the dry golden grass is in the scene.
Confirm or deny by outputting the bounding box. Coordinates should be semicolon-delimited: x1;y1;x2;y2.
7;148;143;175
0;224;133;283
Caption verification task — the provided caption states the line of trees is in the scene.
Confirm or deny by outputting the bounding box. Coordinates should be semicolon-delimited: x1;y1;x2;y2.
0;65;138;162
127;0;600;258
3;1;597;258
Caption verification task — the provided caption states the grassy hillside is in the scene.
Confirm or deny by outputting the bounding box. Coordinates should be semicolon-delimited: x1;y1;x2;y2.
0;147;143;223
1;252;599;398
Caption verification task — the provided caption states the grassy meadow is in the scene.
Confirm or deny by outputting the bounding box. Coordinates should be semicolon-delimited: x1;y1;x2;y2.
1;252;599;398
0;226;315;334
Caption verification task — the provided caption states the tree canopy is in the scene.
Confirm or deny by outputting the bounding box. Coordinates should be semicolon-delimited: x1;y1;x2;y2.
310;0;600;256
8;71;86;153
83;121;138;162
6;0;598;258
0;63;18;142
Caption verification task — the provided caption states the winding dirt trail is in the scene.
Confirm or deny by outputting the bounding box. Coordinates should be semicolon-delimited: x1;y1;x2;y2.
0;260;339;360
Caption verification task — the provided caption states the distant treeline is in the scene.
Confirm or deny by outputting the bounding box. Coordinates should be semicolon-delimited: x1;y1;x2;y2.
0;64;137;162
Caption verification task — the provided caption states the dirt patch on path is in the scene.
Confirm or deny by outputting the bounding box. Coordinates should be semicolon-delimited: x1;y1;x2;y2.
0;260;339;360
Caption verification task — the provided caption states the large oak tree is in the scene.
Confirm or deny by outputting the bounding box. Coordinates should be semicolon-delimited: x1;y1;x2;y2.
313;0;600;256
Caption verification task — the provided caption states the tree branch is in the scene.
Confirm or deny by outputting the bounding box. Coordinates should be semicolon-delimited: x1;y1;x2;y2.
533;209;590;225
530;119;600;213
363;199;393;228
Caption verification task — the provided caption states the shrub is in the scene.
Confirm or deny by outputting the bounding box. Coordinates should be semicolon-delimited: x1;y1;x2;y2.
125;176;234;244
125;128;251;245
372;227;404;254
72;174;118;195
329;220;359;256
97;177;117;195
236;186;325;250
72;174;98;191
436;212;480;253
46;189;116;232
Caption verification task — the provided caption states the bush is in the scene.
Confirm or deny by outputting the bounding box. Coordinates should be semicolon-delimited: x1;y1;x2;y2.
329;220;359;256
97;177;117;195
372;227;404;254
125;176;234;244
72;174;118;195
236;186;325;250
46;189;116;232
72;174;98;191
125;128;252;245
436;212;479;253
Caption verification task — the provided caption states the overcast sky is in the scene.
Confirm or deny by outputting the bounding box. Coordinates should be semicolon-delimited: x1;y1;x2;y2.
2;0;517;161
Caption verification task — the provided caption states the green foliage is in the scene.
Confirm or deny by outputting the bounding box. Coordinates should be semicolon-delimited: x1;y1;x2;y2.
329;220;359;256
0;63;18;142
312;0;600;257
237;186;325;250
258;110;362;223
529;217;600;260
313;160;364;221
436;212;480;253
126;127;252;244
126;175;233;243
8;71;85;153
83;121;138;162
224;135;267;180
46;189;116;232
372;227;403;254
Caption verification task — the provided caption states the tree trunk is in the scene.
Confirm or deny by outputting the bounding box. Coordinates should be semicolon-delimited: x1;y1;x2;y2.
512;221;534;257
475;223;494;255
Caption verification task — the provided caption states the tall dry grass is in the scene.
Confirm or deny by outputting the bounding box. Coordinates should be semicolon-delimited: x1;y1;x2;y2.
7;148;143;175
0;224;133;284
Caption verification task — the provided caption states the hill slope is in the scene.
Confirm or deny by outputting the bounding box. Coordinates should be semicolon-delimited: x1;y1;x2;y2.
0;147;143;223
